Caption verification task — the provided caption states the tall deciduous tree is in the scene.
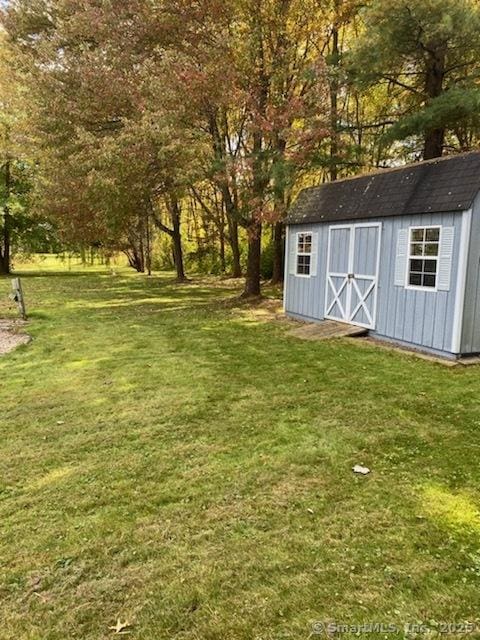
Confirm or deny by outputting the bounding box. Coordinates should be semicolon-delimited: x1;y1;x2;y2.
0;25;37;274
180;0;330;293
233;0;330;294
5;0;221;280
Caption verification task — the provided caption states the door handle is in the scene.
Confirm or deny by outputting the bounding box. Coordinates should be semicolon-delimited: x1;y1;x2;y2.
347;273;355;280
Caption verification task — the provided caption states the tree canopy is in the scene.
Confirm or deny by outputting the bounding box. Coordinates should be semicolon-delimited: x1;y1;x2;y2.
1;0;479;288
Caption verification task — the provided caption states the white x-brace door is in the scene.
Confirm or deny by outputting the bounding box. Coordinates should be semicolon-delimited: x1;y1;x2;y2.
325;223;382;330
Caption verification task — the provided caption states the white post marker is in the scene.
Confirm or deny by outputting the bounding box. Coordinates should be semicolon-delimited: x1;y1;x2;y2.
11;278;27;320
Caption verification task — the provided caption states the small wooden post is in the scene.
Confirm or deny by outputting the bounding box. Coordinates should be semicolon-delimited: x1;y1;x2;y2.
11;277;26;320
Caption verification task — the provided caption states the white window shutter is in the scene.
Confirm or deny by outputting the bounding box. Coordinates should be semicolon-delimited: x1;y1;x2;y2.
288;231;297;275
310;232;319;276
394;229;408;286
438;226;455;291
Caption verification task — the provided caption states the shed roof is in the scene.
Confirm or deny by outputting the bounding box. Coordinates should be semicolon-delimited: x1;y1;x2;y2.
287;151;480;225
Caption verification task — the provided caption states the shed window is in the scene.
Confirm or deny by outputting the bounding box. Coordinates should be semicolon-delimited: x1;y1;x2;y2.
408;227;440;288
297;233;312;276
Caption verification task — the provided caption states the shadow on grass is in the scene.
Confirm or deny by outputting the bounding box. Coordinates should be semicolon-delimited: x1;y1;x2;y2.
2;269;480;636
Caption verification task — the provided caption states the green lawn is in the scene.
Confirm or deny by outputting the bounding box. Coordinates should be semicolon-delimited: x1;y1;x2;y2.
1;265;480;639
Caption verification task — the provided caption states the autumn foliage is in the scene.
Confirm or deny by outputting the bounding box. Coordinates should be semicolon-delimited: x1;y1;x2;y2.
2;0;480;289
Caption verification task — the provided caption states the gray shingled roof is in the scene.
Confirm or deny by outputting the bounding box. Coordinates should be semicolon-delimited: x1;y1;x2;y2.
287;151;480;225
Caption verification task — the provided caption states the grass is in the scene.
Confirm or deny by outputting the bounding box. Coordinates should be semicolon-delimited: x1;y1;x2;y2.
1;260;480;639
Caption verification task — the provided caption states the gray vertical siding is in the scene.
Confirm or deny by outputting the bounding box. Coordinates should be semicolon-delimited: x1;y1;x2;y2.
286;211;465;355
373;212;462;355
461;193;480;354
284;223;329;322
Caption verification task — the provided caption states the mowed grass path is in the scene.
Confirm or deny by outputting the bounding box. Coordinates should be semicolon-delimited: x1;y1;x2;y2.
1;267;480;639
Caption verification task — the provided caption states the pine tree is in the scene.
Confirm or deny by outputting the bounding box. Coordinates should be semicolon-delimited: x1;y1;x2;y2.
350;0;480;159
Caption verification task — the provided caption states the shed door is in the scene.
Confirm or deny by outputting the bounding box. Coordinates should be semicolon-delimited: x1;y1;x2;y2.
325;223;381;329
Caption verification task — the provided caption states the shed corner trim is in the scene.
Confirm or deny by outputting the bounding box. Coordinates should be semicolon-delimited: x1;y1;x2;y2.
451;207;472;354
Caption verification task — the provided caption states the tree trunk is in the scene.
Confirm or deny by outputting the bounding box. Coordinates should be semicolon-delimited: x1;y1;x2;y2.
219;206;226;273
329;5;340;181
227;215;242;277
126;235;145;272
0;250;9;275
145;209;152;276
271;221;284;284
207;110;242;278
242;142;265;297
271;132;287;285
138;219;145;273
149;196;186;280
242;4;268;298
0;160;11;275
423;45;446;160
169;197;186;282
423;128;445;161
243;221;262;297
126;249;145;272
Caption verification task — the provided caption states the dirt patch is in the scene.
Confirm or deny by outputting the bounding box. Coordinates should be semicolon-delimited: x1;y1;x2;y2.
0;320;31;356
226;297;294;324
241;298;289;322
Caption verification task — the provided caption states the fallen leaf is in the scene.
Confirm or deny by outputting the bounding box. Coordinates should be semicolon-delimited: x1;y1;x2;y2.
33;591;51;603
109;619;132;634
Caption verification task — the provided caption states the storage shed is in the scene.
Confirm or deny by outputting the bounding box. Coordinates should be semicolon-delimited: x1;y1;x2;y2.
284;151;480;359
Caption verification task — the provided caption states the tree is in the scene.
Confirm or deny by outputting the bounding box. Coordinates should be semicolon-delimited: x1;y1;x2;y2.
350;0;480;159
181;0;330;294
233;0;330;294
4;0;216;280
4;0;333;293
0;26;44;274
0;26;20;274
